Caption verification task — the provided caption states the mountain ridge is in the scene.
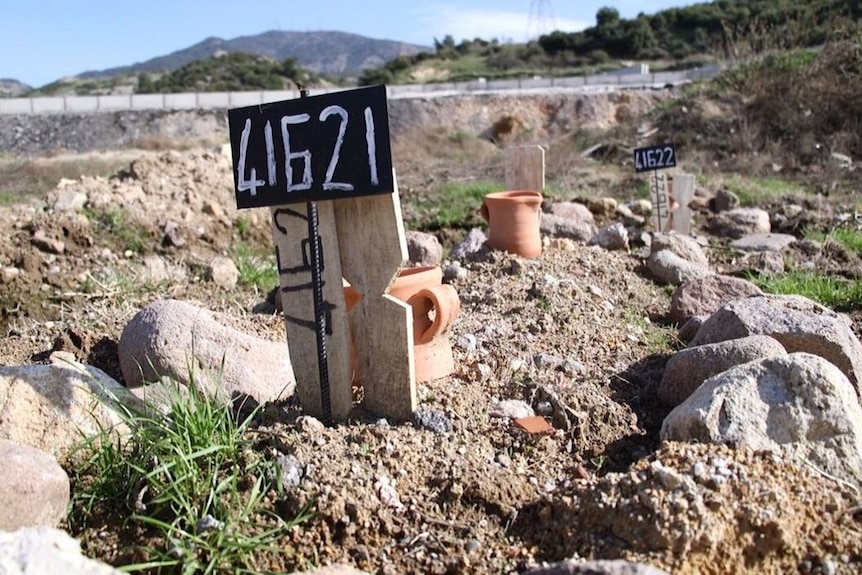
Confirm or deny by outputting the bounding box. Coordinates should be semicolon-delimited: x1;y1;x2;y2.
78;30;431;79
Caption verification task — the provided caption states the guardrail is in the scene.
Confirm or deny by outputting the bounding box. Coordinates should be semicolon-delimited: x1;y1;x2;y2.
0;66;721;116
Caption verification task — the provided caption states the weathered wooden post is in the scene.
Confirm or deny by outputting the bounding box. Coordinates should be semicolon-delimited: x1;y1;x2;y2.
670;173;695;235
505;145;545;192
227;85;414;423
634;143;677;233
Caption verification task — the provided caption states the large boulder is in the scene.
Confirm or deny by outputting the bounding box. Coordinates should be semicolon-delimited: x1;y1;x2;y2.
0;527;123;574
690;294;862;395
658;335;787;406
119;299;295;404
0;358;137;458
661;353;862;487
668;275;762;325
0;441;69;531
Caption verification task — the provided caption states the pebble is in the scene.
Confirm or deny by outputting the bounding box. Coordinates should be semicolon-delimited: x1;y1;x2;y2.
464;539;481;553
296;415;325;433
456;334;478;352
489;399;534;419
413;407;452;434
533;353;564;370
196;514;224;534
276;453;303;490
561;359;586;376
509;358;527;372
443;263;468;282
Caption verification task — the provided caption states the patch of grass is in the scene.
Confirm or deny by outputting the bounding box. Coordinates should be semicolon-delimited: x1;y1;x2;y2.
722;175;805;206
625;311;679;354
748;269;862;311
68;374;309;573
408;180;501;230
232;242;278;292
85;207;151;254
805;227;862;254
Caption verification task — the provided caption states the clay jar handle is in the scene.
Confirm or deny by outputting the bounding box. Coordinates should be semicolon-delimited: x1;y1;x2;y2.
407;285;461;344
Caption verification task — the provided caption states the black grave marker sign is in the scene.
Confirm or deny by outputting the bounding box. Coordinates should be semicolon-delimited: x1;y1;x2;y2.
229;85;393;208
633;143;676;173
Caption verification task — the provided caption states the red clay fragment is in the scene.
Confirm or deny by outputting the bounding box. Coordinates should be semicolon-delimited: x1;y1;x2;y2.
513;416;554;435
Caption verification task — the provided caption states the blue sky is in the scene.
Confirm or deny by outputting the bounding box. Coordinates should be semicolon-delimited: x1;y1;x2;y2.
1;0;697;87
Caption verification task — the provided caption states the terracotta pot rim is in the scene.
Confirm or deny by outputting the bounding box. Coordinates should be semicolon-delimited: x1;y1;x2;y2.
397;265;439;278
485;190;543;200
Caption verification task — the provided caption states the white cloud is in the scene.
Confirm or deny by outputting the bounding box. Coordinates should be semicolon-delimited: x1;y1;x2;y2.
416;5;588;44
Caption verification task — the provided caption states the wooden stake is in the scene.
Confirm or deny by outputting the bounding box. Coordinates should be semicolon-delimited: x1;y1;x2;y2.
270;203;353;422
670;173;695;235
505;145;545;191
334;172;415;421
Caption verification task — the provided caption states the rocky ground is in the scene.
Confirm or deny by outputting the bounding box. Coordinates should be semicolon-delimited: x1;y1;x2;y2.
1;130;862;574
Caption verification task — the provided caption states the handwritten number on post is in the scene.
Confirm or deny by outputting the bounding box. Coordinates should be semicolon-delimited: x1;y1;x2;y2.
231;85;392;208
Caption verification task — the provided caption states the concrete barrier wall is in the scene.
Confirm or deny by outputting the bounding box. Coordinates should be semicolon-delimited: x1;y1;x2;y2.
0;68;722;116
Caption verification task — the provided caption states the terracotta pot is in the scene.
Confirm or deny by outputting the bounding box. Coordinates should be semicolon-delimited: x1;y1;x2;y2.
480;190;543;257
389;266;461;383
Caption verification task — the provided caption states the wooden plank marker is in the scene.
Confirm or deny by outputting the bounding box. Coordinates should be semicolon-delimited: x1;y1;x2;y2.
670;173;695;235
634;143;677;233
505;145;545;191
228;85;414;423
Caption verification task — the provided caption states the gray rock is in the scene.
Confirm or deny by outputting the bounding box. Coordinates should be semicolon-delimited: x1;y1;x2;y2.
0;441;69;531
668;274;762;325
413;408;452;434
547;201;595;223
406;231;443;266
647;250;713;286
534;353;565;370
50;189;88;212
450;228;487;260
141;255;170;283
0;359;138;458
589;223;629;251
729;233;797;252
650;232;710;266
540;213;597;242
443;263;468;282
615;204;646;227
207;256;239;289
118;299;295;404
741;251;785;276
711;208;771;239
661;353;862;487
690;294;862;394
678;315;708;344
0;527;124;574
275;453;303;491
30;230;65;255
711;188;739;213
524;559;671;575
658;335;787;406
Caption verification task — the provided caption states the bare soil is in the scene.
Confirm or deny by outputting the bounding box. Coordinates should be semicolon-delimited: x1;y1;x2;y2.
1;127;861;574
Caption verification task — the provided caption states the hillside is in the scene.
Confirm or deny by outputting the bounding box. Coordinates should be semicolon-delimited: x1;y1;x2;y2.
0;78;31;98
78;30;430;79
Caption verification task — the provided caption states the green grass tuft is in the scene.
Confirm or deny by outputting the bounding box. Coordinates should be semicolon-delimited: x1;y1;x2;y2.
408;180;501;230
748;269;862;311
231;242;279;292
68;372;309;574
805;227;862;254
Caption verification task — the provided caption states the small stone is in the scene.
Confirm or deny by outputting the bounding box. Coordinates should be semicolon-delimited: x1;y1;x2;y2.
31;231;65;255
206;256;239;289
509;359;527;372
275;454;303;490
202;201;225;219
1;267;20;283
561;360;586;375
196;514;224;534
162;221;185;247
450;228;487;260
533;353;564;370
296;415;325;433
464;539;481;553
489;399;535;419
549;238;576;251
589;223;630;251
535;401;553;416
413;408;452;434
456;334;477;352
443;263;468;282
